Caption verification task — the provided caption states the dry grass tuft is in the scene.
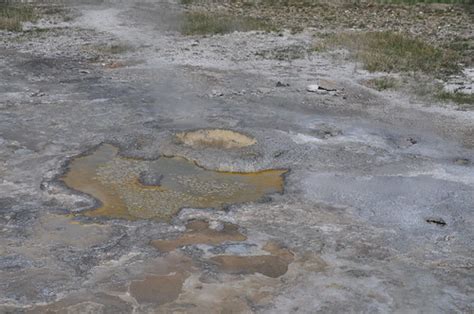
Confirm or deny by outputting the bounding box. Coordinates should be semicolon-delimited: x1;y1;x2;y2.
0;4;36;32
181;11;276;35
365;76;400;91
437;91;474;109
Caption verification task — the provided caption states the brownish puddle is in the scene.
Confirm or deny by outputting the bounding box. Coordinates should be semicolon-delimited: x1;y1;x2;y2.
210;241;294;278
129;273;189;305
61;144;286;221
128;238;294;307
151;222;293;279
151;220;247;252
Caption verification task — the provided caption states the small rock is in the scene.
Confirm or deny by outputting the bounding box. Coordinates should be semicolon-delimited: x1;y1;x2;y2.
454;158;470;166
318;79;340;92
309;123;342;139
210;89;224;97
30;91;46;97
79;69;90;74
276;81;289;87
307;80;341;94
273;150;286;158
306;84;319;92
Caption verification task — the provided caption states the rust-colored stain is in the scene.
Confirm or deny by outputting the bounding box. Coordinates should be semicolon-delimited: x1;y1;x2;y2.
61;144;286;221
210;242;294;278
151;220;247;252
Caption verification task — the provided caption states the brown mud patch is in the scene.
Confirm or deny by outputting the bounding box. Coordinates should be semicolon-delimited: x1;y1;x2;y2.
210;242;294;278
176;129;256;149
61;144;286;221
122;252;195;306
151;220;247;252
129;273;189;305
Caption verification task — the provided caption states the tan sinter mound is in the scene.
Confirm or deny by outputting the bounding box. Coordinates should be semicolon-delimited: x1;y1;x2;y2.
176;129;256;149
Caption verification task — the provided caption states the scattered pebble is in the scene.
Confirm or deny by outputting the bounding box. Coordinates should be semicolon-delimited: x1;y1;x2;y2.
276;81;289;87
30;91;46;97
454;158;470;166
307;80;342;94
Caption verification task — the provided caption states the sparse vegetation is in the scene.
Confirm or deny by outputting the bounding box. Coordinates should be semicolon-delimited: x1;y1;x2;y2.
182;0;472;65
366;76;400;91
256;45;310;61
437;91;474;109
446;37;474;66
182;0;472;7
0;4;36;32
318;31;461;77
408;78;474;110
181;11;276;35
92;43;133;55
377;0;470;3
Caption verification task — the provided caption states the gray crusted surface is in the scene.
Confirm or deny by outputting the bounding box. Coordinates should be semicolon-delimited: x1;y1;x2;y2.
0;1;473;313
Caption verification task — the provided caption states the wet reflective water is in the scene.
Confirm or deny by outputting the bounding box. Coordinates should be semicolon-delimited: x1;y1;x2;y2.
62;144;286;220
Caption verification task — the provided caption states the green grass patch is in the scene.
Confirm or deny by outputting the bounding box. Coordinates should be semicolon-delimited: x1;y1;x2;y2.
318;31;461;77
0;4;36;32
181;11;276;35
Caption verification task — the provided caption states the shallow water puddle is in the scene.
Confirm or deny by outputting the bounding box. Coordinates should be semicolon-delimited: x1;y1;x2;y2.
62;144;286;220
129;273;188;305
151;222;292;278
151;220;247;252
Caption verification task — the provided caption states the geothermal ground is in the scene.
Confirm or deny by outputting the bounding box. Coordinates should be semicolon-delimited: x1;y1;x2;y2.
0;1;473;313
